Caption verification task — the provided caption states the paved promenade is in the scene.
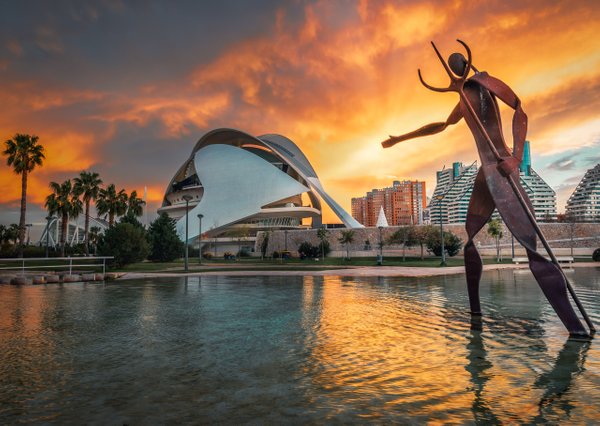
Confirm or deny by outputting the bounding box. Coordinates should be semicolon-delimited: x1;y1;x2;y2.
118;263;600;280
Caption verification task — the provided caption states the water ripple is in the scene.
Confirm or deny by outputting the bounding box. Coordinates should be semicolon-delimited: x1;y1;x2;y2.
0;268;599;423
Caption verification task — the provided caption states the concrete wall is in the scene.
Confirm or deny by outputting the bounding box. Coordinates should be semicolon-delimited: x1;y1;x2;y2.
255;223;600;258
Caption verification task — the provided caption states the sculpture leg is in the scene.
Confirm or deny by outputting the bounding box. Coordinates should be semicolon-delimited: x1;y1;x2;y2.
482;165;587;336
464;170;496;315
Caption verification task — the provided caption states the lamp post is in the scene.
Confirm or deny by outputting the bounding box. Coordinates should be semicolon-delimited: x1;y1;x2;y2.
197;213;203;265
435;195;446;266
284;229;288;252
183;195;193;271
511;234;515;259
45;215;53;258
25;224;32;246
377;225;383;265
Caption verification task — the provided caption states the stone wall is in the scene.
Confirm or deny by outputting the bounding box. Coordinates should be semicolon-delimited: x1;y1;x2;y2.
255;223;600;258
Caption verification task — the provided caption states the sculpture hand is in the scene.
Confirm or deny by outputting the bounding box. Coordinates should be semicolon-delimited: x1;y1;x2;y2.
497;156;520;177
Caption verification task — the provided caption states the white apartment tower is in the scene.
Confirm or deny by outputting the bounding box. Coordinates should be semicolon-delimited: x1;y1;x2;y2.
565;164;600;222
428;141;557;223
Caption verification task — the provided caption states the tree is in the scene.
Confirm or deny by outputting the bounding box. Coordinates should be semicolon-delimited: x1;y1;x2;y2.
88;226;102;255
0;225;5;244
426;229;463;257
4;224;20;245
127;190;145;217
487;218;504;262
338;230;355;260
413;225;437;260
45;180;83;256
97;222;149;268
73;171;103;255
3;134;45;254
387;226;417;261
298;241;320;259
260;230;270;259
147;213;184;262
96;184;128;226
317;227;330;260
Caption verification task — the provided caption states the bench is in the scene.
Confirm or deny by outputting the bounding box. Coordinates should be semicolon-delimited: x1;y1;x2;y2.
512;256;574;264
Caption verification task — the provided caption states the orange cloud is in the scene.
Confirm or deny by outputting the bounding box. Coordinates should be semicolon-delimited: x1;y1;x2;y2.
1;0;599;224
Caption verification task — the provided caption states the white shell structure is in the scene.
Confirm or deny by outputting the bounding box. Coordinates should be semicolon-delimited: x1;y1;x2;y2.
375;206;389;228
158;128;362;241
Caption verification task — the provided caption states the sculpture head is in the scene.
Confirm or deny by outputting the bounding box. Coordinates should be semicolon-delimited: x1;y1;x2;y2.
448;53;467;77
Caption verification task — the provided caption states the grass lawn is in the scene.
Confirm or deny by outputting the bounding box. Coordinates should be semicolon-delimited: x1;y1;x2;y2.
113;256;520;273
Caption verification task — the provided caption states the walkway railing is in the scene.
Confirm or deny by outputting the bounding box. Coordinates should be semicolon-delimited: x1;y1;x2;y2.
0;256;114;275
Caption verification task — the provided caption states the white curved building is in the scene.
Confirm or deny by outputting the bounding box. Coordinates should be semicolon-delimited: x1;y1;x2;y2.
158;128;362;242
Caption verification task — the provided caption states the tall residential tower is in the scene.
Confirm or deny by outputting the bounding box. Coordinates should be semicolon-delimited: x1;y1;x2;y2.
351;180;427;226
565;164;600;222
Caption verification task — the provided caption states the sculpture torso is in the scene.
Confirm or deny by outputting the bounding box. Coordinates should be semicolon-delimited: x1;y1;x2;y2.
461;77;513;168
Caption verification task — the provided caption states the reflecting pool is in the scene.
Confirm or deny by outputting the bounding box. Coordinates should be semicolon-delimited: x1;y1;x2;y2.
1;268;600;424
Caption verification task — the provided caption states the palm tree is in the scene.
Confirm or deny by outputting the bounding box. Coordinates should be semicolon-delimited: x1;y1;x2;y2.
4;224;20;245
487;218;504;262
88;226;102;255
45;180;83;256
73;171;103;255
96;184;128;226
3;134;45;254
127;190;145;217
338;230;355;260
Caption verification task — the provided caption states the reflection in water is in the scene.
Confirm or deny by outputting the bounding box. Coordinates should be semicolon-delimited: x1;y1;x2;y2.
0;268;599;423
534;339;591;422
466;316;500;424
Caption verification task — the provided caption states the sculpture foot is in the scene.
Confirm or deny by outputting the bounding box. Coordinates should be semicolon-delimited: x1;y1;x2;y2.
568;332;592;342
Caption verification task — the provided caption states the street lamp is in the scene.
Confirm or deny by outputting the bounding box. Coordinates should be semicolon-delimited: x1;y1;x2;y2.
284;229;288;251
45;215;53;258
25;224;32;245
183;195;193;271
377;225;383;266
435;195;446;266
197;213;203;265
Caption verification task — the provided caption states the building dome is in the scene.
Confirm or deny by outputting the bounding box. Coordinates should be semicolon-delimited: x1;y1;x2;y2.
158;128;362;241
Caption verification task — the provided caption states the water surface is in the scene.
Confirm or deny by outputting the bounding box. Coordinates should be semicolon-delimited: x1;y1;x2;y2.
1;268;599;424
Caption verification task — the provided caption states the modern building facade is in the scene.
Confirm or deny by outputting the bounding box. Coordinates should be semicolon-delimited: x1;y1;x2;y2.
158;128;362;244
427;141;557;224
565;164;600;222
351;180;427;226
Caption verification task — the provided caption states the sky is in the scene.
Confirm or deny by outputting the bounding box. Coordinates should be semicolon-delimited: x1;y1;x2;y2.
1;0;599;231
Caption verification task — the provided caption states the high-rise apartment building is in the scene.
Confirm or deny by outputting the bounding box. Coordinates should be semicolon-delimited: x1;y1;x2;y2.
427;141;557;224
565;164;600;222
351;180;427;226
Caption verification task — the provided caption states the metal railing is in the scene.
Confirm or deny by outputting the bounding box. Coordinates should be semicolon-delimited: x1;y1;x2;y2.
0;256;114;275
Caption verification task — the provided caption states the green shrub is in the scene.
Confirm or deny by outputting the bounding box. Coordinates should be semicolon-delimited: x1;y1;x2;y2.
98;223;149;268
426;229;463;257
147;213;184;262
593;248;600;262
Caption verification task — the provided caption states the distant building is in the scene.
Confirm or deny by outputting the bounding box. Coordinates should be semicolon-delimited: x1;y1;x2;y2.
565;164;600;222
158;128;362;245
427;141;557;224
351;180;427;226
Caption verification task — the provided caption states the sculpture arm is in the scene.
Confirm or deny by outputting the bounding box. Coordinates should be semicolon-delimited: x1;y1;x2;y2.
382;103;462;148
471;72;528;163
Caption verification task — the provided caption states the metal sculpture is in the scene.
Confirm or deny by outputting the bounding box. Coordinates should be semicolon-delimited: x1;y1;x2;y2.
382;40;594;338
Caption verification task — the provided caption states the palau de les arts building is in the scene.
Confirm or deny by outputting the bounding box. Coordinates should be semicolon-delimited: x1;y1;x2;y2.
158;128;363;247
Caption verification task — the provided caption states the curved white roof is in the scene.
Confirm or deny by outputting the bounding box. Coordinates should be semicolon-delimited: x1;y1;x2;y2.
159;128;362;241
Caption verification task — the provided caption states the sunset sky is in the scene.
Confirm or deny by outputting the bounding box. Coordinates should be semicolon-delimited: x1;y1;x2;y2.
1;0;599;229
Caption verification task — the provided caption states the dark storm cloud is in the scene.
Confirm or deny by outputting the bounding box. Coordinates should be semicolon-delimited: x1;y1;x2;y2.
0;0;304;89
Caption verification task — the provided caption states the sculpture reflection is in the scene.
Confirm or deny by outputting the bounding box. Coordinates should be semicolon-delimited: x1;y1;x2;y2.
465;318;591;423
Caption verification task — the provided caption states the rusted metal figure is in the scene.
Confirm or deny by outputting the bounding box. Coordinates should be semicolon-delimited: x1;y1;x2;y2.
382;40;594;338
